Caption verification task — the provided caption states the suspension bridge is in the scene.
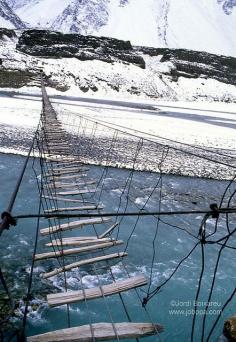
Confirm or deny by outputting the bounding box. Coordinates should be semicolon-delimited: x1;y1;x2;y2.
0;73;236;341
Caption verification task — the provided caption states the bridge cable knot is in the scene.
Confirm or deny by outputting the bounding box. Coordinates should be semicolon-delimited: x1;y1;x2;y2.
1;211;17;229
209;203;219;219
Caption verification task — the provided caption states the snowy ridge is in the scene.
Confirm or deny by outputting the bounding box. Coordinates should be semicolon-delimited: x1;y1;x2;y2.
0;29;236;104
0;0;236;57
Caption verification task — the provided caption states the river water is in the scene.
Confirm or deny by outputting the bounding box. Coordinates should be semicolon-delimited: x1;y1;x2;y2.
0;152;235;341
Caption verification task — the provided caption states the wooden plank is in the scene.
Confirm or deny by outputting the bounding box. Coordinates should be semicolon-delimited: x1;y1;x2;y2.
45;236;101;241
44;132;65;135
27;322;163;341
48;181;96;189
34;240;124;261
47;154;71;157
47;161;83;166
51;167;86;172
47;275;147;307
49;149;71;152
48;147;69;150
51;174;87;180
40;217;111;236
44;205;103;213
44;134;65;136
46;157;77;163
56;189;96;196
48;146;70;149
42;252;127;279
99;223;119;239
47;144;69;147
46;136;66;139
42;195;94;203
45;237;114;247
49;167;89;173
44;169;89;177
48;150;71;154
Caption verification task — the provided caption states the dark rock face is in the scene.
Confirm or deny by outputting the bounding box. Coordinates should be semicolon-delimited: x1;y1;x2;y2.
0;27;16;39
0;0;26;28
16;29;146;68
138;47;236;86
14;29;236;89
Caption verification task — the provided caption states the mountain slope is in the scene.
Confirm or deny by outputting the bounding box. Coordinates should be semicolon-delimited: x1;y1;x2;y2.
1;0;236;57
0;0;25;28
98;0;236;57
51;0;109;34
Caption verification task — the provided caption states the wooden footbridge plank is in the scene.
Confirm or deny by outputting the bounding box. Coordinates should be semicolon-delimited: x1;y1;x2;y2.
51;167;88;172
50;174;87;180
44;205;103;213
40;217;112;235
34;240;124;261
56;189;96;196
42;195;94;203
48;181;96;189
47;275;147;307
44;168;89;177
27;322;163;341
45;237;115;247
46;157;78;163
42;252;128;279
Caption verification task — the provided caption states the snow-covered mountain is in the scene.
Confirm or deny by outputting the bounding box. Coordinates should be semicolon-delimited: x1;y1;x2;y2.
1;0;236;57
0;0;25;28
218;0;236;14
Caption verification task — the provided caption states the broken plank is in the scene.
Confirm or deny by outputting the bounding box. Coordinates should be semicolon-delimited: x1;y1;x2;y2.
42;252;127;279
99;223;119;239
27;322;163;341
34;240;123;261
47;275;147;307
40;217;111;235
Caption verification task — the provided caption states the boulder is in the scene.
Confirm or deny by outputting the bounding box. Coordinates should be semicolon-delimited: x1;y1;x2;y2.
224;316;236;341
